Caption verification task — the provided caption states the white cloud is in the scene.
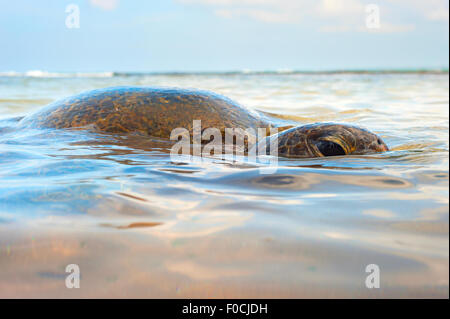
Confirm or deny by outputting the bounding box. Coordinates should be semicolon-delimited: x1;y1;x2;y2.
178;0;368;26
321;22;415;33
424;9;449;22
214;7;304;23
208;0;367;24
317;0;364;17
388;0;449;22
363;23;416;33
319;25;352;32
316;0;367;32
179;0;314;24
178;0;447;32
89;0;119;11
179;0;283;5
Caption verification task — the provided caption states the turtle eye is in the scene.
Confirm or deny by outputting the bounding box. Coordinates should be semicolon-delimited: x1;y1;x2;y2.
315;140;346;157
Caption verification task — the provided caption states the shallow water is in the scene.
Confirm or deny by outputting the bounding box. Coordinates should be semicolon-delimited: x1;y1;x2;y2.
0;72;448;298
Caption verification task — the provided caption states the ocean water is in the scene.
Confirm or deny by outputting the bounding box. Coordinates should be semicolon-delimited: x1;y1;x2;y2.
0;72;448;298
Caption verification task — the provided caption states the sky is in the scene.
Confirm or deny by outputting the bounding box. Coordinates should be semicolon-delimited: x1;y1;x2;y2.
0;0;448;72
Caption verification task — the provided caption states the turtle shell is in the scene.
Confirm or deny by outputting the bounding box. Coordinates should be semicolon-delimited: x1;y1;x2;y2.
19;86;271;138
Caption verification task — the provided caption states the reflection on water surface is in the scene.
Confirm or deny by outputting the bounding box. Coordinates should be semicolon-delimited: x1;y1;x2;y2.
0;73;448;297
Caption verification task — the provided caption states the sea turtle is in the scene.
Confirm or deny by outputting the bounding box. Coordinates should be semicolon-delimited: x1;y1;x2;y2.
18;86;389;158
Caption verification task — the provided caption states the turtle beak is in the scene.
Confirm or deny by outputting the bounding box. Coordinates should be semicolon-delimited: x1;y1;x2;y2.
375;136;389;152
378;143;389;152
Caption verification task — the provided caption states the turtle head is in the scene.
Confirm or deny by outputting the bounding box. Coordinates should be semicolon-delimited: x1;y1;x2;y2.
272;123;388;158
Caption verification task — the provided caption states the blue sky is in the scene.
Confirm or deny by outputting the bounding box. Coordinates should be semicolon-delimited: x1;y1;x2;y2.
0;0;448;72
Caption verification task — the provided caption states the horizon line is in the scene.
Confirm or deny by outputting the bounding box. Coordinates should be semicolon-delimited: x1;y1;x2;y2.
1;68;448;78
